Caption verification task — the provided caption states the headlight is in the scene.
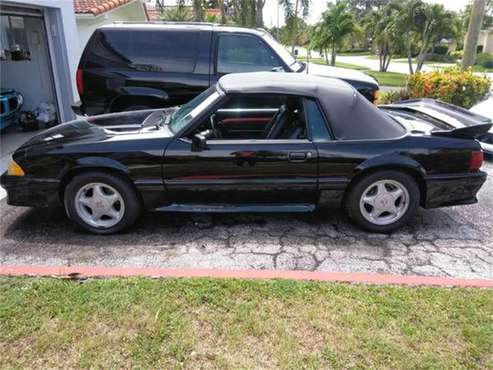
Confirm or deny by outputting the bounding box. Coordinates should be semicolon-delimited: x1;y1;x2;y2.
7;159;25;176
17;93;23;106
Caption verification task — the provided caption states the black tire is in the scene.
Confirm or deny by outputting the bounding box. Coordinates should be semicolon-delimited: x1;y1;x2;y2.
344;170;420;233
64;172;141;234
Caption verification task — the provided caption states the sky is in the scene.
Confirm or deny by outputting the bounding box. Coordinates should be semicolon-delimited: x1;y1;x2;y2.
263;0;472;27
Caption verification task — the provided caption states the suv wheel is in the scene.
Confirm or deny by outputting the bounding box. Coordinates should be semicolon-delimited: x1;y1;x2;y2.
64;172;140;234
345;170;420;233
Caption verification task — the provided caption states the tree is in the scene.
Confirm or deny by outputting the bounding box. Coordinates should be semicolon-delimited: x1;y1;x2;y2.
462;0;487;68
279;0;310;53
312;0;354;66
364;2;401;72
219;0;226;24
255;0;266;27
159;0;191;21
232;0;256;27
395;0;424;74
413;4;460;71
193;0;204;22
463;0;492;30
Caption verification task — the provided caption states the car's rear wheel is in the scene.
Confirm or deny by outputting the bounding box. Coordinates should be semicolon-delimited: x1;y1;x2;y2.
64;172;140;234
345;170;420;233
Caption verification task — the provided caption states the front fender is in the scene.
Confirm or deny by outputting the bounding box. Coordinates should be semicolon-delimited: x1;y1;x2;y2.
59;156;130;181
115;87;169;101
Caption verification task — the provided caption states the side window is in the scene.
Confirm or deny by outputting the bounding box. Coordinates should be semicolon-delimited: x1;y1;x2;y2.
216;34;281;74
305;98;331;141
191;94;307;141
85;30;198;73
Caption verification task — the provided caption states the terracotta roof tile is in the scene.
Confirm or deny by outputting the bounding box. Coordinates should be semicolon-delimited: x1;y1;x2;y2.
73;0;132;16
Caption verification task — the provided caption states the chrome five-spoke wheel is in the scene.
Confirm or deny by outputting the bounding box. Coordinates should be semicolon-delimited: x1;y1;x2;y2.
75;182;125;228
359;179;410;226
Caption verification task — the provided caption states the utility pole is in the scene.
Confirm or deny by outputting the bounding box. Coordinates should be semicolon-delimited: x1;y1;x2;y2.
462;0;486;69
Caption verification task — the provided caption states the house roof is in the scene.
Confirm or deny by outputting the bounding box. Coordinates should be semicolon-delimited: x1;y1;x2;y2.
74;0;133;16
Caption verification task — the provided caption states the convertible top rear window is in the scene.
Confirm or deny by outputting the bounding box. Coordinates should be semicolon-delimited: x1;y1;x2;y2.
328;94;406;140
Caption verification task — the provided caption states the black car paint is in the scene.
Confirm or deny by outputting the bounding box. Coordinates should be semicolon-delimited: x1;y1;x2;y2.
75;25;379;116
1;106;487;213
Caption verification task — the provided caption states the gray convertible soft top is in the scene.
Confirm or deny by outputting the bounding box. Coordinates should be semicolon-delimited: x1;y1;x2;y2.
218;72;405;140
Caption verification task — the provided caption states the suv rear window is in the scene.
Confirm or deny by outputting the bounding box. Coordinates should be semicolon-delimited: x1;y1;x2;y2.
82;29;199;73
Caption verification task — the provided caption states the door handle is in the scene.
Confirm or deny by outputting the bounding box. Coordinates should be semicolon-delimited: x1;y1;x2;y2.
288;151;312;162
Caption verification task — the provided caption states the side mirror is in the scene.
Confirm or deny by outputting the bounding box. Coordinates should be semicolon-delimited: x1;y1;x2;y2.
294;49;299;57
191;129;212;152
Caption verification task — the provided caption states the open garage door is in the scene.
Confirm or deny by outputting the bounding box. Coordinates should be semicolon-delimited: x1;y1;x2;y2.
1;5;59;131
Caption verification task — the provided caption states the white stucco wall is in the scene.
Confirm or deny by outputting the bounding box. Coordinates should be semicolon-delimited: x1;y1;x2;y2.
478;30;493;53
76;0;147;59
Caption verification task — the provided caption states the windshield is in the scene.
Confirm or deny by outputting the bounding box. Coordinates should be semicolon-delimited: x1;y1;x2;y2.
262;32;303;72
168;87;220;133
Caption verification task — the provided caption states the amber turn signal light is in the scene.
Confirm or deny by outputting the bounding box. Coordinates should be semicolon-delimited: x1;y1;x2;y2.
7;160;25;176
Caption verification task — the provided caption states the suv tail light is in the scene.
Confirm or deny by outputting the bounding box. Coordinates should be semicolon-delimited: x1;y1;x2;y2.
469;150;483;171
76;69;84;96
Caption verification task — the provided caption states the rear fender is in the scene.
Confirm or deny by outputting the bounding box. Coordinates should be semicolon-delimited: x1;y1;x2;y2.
351;154;427;205
355;154;426;176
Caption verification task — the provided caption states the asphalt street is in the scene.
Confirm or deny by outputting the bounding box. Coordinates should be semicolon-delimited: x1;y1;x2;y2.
1;163;492;279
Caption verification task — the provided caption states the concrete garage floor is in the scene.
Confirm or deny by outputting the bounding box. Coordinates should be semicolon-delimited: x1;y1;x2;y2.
0;163;492;280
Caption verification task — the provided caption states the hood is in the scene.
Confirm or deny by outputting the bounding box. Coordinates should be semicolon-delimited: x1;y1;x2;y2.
20;119;109;150
19;109;176;151
305;62;378;86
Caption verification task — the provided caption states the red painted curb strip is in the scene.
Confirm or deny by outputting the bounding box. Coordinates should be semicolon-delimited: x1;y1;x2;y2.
0;265;492;287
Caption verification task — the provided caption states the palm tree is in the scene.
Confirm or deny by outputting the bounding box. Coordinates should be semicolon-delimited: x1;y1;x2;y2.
231;0;256;27
279;0;310;53
193;0;204;22
395;0;424;74
363;3;400;72
255;0;266;27
316;0;354;66
160;0;191;21
414;4;459;71
219;0;226;24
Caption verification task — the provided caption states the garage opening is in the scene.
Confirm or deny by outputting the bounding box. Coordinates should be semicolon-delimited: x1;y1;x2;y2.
0;5;59;132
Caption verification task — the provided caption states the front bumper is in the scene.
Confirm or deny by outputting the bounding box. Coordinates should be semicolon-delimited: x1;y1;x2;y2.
1;172;61;207
423;171;487;208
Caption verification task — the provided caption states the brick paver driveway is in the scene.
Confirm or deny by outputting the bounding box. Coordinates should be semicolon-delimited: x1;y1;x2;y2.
1;163;492;280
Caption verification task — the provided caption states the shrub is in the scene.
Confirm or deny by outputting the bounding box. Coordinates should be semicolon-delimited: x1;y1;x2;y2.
475;52;493;68
433;45;449;55
426;53;457;63
450;50;463;59
406;67;491;108
378;89;410;105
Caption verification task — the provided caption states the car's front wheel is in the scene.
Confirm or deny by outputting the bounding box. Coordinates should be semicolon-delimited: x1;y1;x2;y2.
64;172;140;234
345;170;420;233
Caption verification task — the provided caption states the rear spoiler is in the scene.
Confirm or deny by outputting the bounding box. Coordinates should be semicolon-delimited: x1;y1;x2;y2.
431;123;492;140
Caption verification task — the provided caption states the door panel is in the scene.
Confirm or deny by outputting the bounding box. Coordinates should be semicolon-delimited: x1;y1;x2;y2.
163;138;318;204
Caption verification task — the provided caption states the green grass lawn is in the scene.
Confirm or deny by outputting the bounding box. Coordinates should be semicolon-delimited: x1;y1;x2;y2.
366;71;408;87
1;277;492;369
299;57;408;87
472;65;493;73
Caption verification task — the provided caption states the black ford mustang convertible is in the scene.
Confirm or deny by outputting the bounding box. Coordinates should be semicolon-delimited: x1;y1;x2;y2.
1;73;489;234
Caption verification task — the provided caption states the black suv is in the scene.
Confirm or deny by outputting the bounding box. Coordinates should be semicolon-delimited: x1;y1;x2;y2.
73;23;380;116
